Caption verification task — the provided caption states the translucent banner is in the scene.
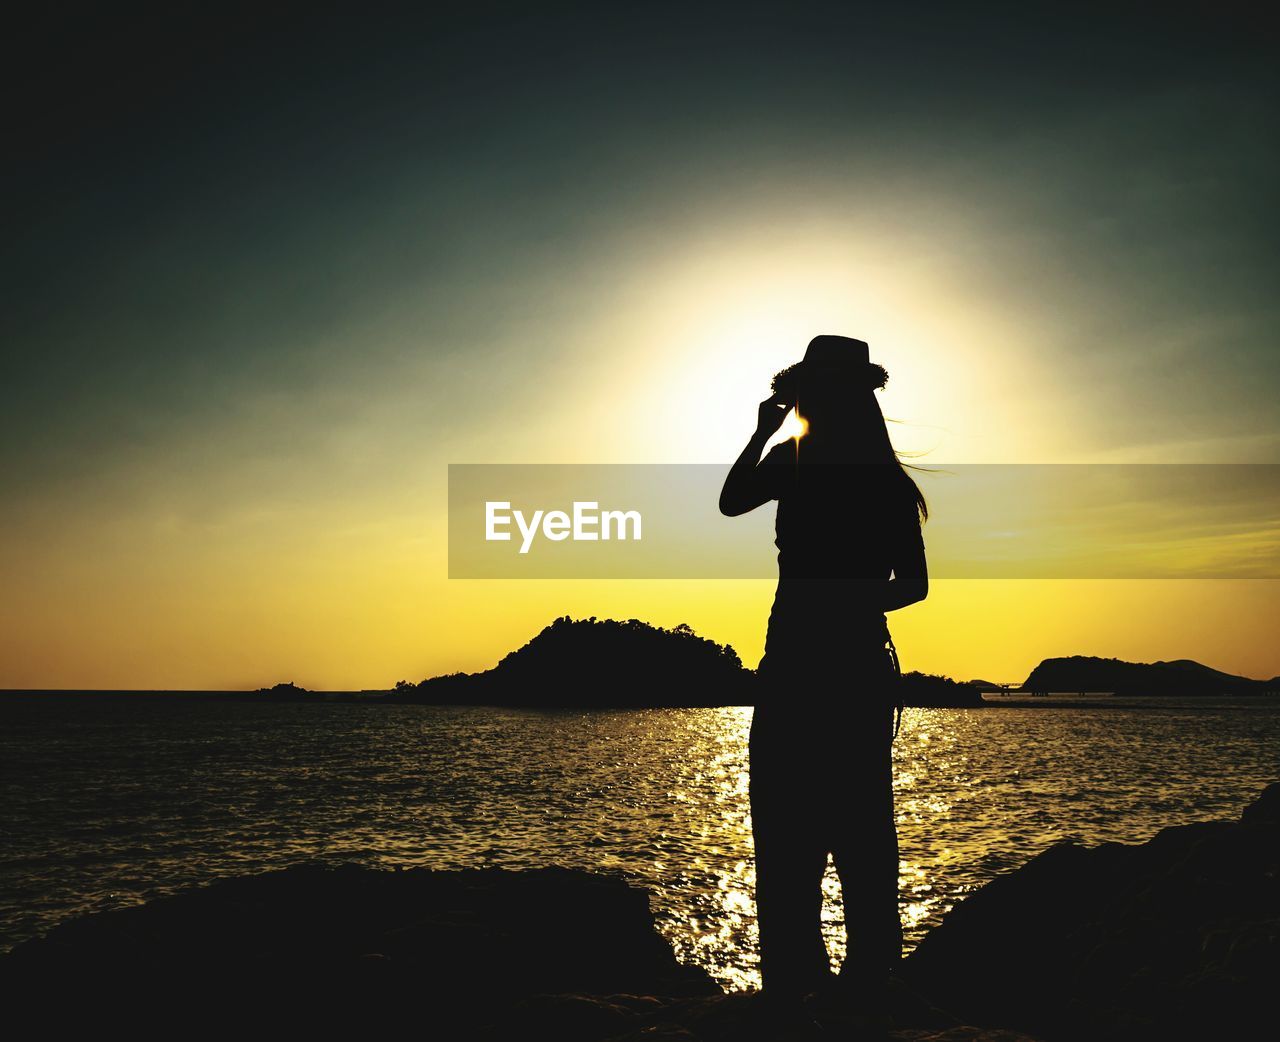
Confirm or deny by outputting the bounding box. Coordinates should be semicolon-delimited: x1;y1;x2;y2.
448;464;1280;579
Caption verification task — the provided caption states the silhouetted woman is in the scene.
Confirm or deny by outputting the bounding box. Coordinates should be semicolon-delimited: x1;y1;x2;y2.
719;335;928;1016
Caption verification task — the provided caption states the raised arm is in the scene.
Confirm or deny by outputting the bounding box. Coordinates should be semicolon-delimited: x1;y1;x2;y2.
719;395;791;516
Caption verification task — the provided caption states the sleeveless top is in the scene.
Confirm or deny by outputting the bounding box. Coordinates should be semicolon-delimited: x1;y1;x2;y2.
756;437;924;681
761;437;923;583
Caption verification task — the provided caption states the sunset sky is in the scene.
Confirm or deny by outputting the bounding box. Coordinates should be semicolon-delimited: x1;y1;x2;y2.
3;4;1277;688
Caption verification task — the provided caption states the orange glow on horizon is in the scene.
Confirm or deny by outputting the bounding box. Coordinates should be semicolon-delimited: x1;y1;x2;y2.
3;212;1277;690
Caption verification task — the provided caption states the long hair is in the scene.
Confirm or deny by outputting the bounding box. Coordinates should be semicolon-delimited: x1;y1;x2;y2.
772;361;928;522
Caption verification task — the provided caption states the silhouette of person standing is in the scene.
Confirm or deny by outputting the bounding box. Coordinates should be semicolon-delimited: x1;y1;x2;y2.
720;335;928;1015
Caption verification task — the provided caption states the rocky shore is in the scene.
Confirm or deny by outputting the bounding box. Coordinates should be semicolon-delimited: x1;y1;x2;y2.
904;781;1280;1040
5;783;1276;1039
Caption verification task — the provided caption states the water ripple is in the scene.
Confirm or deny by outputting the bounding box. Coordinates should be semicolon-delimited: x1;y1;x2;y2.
1;697;1277;990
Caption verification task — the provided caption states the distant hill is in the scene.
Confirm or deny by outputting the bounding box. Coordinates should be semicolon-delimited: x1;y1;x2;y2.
899;672;984;707
391;617;751;707
255;681;310;700
1020;656;1279;696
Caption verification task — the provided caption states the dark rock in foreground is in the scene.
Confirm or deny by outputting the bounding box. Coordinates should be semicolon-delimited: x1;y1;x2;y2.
4;865;713;1000
8;785;1276;1038
2;862;1024;1038
905;782;1280;1040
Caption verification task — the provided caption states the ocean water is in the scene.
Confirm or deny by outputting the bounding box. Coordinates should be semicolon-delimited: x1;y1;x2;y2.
2;695;1278;989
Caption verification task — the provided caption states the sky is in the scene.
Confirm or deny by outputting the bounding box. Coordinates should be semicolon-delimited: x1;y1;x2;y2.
3;3;1278;688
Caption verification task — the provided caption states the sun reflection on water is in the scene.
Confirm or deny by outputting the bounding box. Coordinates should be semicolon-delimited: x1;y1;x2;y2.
642;702;1280;990
656;705;971;988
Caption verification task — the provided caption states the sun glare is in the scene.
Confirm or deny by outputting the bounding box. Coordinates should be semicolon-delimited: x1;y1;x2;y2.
779;410;808;442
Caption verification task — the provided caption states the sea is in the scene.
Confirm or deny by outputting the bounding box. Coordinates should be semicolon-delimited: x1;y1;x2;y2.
3;694;1278;990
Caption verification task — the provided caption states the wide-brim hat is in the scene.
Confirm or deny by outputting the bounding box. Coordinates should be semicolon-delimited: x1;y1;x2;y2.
803;334;870;368
772;334;888;396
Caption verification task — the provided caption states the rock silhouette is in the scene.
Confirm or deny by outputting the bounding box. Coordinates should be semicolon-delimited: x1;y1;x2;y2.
0;862;1023;1039
904;781;1280;1040
3;865;716;1031
8;784;1276;1038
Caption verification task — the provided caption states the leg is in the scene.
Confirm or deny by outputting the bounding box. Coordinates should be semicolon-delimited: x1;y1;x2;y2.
831;704;902;980
750;706;832;998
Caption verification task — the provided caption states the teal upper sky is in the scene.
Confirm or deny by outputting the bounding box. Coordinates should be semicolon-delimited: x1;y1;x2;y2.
4;3;1277;507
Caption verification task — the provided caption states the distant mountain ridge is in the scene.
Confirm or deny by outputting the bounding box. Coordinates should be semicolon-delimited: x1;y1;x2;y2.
1020;655;1280;696
255;620;1278;705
